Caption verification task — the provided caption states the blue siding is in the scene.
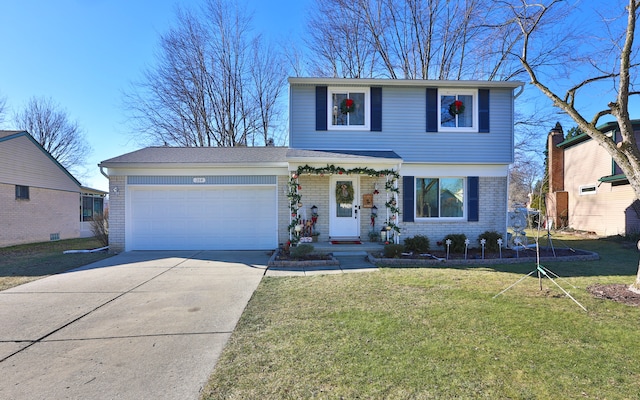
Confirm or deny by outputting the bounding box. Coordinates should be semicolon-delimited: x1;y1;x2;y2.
290;85;515;164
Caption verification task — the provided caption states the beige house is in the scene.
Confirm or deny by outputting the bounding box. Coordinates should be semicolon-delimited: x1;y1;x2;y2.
546;121;640;236
0;130;106;247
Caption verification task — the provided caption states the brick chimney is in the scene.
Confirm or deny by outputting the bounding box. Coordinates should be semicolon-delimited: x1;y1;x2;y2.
546;122;568;228
547;122;565;192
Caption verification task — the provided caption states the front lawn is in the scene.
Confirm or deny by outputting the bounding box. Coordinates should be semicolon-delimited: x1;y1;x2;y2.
0;238;113;291
202;233;640;399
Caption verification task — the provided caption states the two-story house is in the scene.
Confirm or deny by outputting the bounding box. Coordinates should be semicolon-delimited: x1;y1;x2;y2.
99;78;523;252
546;120;640;236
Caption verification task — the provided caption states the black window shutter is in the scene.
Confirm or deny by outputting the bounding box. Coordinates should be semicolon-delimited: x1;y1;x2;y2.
478;89;490;133
371;87;382;131
316;86;327;131
426;88;438;132
403;176;415;222
468;176;479;222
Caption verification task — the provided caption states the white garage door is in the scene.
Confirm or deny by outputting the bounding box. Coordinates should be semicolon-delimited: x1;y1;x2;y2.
128;186;277;250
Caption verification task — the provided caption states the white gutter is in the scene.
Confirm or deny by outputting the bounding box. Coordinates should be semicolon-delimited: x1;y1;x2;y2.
100;165;109;179
289;77;525;89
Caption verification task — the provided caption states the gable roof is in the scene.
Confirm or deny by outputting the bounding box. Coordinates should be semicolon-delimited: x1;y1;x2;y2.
557;119;640;149
0;130;82;188
289;77;524;89
99;146;402;168
100;146;291;167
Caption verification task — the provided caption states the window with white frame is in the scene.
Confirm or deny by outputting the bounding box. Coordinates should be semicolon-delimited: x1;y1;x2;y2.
439;90;477;131
579;184;597;195
328;88;369;130
415;177;465;218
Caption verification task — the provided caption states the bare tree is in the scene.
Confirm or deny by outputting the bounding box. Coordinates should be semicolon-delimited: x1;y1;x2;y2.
0;93;7;126
124;0;286;147
504;0;640;289
306;0;377;77
305;0;526;80
249;38;287;145
13;96;90;170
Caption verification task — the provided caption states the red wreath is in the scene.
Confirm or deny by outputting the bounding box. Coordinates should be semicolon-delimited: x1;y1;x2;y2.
340;98;355;114
449;100;465;116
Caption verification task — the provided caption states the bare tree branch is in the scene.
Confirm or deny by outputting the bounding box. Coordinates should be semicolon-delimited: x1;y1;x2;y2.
123;0;286;147
13;96;90;171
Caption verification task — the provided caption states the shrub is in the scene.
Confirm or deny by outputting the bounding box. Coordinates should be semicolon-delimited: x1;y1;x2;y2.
404;235;430;253
442;233;468;253
90;209;109;247
478;230;502;252
290;244;314;259
384;244;405;258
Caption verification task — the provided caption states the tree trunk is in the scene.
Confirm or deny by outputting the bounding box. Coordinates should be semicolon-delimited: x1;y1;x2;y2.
632;240;640;293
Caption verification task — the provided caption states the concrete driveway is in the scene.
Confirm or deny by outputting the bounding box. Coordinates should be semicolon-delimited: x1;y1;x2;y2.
0;250;268;399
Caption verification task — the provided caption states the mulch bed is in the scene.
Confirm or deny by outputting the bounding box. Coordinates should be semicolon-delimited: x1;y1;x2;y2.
587;284;640;307
375;247;586;260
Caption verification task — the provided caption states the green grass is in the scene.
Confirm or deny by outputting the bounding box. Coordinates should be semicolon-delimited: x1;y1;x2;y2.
0;237;114;291
202;233;640;399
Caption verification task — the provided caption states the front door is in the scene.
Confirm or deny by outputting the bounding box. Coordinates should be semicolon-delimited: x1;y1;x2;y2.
329;176;360;238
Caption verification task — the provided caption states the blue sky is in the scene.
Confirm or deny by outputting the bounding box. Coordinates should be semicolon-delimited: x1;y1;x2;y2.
1;0;635;192
0;0;310;191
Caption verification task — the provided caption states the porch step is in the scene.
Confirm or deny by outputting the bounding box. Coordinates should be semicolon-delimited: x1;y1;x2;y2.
331;251;368;256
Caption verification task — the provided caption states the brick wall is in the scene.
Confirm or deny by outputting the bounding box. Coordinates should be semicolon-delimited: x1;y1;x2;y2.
107;176;126;252
398;176;508;246
278;175;388;245
0;183;79;247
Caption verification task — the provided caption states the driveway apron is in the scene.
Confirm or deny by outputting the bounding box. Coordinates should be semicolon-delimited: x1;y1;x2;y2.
0;250;268;400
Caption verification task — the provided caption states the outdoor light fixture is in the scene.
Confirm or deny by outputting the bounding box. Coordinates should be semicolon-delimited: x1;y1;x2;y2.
311;205;318;215
371;205;378;217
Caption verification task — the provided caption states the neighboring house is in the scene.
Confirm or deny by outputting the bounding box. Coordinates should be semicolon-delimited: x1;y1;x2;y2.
0;130;106;247
99;78;524;252
546;120;640;236
80;186;107;238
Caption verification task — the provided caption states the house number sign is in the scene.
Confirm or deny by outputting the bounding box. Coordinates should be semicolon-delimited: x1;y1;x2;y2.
193;177;206;184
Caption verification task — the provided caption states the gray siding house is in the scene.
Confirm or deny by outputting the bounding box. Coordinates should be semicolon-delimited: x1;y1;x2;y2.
100;78;523;252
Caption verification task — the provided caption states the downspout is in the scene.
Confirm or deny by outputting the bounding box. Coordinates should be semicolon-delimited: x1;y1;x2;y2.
506;167;511;245
99;165;109;180
513;85;524;99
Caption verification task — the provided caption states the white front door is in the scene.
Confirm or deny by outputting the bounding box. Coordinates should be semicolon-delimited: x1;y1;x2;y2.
329;176;360;238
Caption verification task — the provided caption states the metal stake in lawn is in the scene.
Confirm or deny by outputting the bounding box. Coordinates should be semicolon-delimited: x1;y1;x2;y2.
493;241;587;312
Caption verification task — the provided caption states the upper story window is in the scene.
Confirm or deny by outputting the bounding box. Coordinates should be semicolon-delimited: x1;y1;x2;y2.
438;90;478;132
15;185;29;200
328;88;370;130
415;177;465;219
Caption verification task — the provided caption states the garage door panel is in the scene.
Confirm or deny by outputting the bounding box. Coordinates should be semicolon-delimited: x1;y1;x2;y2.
129;186;277;250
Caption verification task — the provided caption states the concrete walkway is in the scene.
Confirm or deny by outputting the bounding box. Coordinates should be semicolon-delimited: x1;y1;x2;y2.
265;251;379;277
0;251;268;400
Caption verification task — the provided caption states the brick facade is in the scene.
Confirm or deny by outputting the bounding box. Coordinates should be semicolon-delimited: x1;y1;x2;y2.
107;176;126;252
398;176;508;246
276;175;506;247
0;183;79;247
